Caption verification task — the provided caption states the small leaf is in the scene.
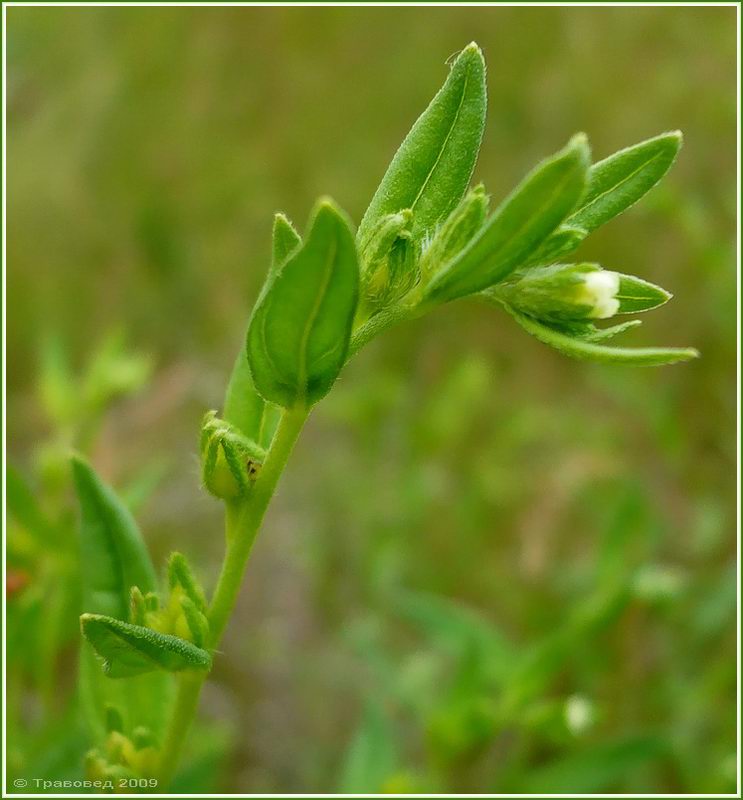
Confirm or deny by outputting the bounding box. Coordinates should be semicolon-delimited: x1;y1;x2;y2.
72;456;157;620
180;596;210;648
568;131;682;233
168;552;207;614
247;199;360;408
424;134;590;303
615;274;671;314
357;42;487;245
81;614;211;677
522;224;587;269
505;307;698;366
271;212;301;274
582;319;642;342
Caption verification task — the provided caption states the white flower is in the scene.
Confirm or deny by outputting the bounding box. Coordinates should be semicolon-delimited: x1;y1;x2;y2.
579;270;620;319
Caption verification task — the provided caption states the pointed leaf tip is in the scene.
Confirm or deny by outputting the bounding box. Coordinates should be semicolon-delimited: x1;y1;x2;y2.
358;42;487;244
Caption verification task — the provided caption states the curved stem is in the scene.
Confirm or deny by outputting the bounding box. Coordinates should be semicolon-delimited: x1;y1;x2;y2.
156;406;310;788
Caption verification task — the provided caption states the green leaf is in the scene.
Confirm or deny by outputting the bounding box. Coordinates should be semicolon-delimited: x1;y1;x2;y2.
424;134;590;303
357;42;487;245
223;215;300;445
505;307;698;366
72;456;157;620
6;463;57;546
81;614;211;677
520;736;669;794
568;131;682;233
339;700;397;794
247;199;360;408
616;274;671;314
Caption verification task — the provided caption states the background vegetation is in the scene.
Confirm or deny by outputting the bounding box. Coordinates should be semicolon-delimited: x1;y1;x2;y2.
6;5;737;794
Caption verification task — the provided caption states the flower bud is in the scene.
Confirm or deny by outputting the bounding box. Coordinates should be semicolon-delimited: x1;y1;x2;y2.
200;410;266;500
491;263;670;323
419;184;489;279
359;209;416;310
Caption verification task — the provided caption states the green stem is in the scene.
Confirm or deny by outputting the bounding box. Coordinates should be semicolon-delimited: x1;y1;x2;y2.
156;405;309;788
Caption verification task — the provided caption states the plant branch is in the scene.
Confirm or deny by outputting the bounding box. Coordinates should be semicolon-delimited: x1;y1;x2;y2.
156;405;309;788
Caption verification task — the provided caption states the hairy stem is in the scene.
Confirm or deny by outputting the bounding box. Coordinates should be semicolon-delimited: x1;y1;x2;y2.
156;405;309;788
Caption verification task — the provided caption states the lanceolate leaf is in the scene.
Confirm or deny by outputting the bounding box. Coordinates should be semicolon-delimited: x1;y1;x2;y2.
357;42;487;245
506;308;698;366
568;131;682;233
247;199;360;408
72;456;157;620
81;614;211;677
424;134;590;303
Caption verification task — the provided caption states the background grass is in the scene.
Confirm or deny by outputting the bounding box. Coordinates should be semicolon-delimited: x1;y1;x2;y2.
6;5;738;794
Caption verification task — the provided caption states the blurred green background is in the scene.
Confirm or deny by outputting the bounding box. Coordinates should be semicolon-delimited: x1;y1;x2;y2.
6;5;737;794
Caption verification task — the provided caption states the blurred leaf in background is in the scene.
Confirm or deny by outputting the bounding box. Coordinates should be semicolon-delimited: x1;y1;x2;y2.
6;4;737;794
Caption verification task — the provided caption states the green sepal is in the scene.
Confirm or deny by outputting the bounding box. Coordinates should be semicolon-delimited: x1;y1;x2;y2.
423;134;590;303
167;552;207;614
358;42;487;244
247;199;360;408
568;131;682;233
80;613;212;678
615;274;671;314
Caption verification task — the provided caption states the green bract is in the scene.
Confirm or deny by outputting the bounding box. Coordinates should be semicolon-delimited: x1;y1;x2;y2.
247;199;360;408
